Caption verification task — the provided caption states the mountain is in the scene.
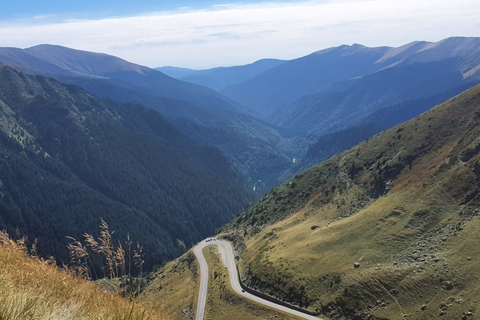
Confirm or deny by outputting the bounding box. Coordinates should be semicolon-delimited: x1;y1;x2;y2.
0;44;236;115
221;44;392;117
272;37;480;136
157;58;286;91
222;37;480;135
296;123;387;172
4;38;479;195
216;37;480;177
222;83;480;319
0;45;295;193
0;66;252;269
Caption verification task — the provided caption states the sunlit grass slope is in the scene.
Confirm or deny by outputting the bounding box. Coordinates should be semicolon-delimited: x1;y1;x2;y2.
201;245;305;320
140;251;199;320
224;84;480;319
142;246;307;320
0;231;167;320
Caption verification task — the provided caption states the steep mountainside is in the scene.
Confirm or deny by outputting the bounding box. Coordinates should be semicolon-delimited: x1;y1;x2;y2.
223;84;480;319
157;58;285;92
296;124;387;173
0;66;252;269
0;45;235;114
223;37;480;139
273;38;480;136
0;45;294;193
222;44;391;117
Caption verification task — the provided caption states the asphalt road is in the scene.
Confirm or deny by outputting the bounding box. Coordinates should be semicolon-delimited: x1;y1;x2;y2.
193;238;323;320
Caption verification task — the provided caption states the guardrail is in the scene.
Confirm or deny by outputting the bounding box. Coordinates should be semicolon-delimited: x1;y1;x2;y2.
235;264;321;317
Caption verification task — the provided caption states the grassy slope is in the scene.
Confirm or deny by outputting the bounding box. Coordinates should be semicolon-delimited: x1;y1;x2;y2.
202;245;304;320
224;84;480;319
0;232;167;320
140;251;199;320
142;246;305;320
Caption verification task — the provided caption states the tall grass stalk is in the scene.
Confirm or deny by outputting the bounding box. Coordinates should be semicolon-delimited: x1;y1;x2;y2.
99;218;116;280
0;230;167;319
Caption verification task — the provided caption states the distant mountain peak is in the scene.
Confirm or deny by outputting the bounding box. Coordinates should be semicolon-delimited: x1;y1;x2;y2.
310;43;391;58
374;37;480;74
375;41;429;64
24;44;148;76
417;37;480;55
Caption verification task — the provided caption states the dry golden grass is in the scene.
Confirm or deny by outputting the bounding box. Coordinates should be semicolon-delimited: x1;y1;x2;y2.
0;231;168;320
140;251;199;320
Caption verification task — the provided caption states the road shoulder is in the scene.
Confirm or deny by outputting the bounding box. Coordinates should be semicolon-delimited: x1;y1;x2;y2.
201;244;306;320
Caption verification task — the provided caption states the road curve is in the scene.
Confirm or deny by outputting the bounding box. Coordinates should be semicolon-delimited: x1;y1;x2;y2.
193;238;322;320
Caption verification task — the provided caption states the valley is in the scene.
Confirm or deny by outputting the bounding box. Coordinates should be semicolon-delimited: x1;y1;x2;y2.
3;37;479;193
162;37;480;178
0;35;480;320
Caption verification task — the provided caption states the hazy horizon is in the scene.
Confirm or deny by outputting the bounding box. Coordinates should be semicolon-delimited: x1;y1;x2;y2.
1;0;479;69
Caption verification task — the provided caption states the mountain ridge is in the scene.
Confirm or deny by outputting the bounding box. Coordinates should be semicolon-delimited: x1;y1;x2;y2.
0;44;297;193
221;43;392;117
157;58;286;91
222;37;480;122
0;44;239;114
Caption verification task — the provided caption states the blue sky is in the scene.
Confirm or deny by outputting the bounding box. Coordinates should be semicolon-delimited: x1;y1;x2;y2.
1;0;479;69
1;1;274;20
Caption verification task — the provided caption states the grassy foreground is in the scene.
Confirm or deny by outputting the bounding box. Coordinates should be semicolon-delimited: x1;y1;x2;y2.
0;231;168;320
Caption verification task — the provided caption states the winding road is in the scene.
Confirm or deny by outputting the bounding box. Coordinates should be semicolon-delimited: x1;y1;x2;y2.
193;238;322;320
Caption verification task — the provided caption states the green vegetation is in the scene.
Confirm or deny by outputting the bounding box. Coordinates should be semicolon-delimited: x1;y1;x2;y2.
0;230;167;320
0;66;252;269
0;45;300;194
223;84;480;319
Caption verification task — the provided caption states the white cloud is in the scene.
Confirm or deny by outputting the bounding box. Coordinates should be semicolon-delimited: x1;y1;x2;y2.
0;0;478;68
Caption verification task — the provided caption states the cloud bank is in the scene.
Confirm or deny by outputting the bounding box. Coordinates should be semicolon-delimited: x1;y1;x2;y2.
0;0;479;68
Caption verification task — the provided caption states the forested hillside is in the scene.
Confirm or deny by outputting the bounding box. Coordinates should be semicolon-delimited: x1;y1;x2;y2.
0;66;252;269
0;45;295;193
